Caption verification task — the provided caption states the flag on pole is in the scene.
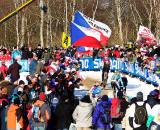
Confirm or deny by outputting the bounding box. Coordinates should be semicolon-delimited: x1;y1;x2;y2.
137;26;157;45
62;32;71;49
71;22;105;48
73;11;111;44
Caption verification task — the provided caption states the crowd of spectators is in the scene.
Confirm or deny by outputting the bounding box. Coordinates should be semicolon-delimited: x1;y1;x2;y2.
0;43;160;130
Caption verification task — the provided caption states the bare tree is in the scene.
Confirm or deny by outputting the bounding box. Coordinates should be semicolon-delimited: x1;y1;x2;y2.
40;0;44;47
92;0;99;19
65;0;68;33
115;0;123;45
14;0;20;47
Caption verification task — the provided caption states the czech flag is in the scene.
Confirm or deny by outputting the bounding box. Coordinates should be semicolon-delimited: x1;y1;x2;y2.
71;11;111;48
74;11;111;38
71;22;105;48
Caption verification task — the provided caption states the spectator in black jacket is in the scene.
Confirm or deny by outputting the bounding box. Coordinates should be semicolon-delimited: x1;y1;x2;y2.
34;44;44;60
55;95;75;130
145;89;159;108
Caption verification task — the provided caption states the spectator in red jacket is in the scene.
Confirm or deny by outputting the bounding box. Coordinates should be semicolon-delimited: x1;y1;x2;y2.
0;61;8;79
113;48;120;58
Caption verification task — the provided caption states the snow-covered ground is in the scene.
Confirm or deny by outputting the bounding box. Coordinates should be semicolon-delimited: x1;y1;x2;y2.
80;71;157;100
18;71;157;100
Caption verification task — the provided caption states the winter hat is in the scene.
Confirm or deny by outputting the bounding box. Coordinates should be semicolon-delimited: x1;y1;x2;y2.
136;92;143;101
19;80;25;85
39;92;46;101
150;89;159;97
101;95;109;101
18;87;23;93
81;95;91;103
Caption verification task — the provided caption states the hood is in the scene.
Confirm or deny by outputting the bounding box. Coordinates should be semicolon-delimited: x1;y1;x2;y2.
79;101;92;107
98;101;111;108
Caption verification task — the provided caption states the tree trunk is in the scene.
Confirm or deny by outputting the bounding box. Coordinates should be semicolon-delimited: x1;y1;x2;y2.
115;0;123;45
65;0;68;33
93;0;99;19
46;0;50;47
148;0;153;30
40;0;44;48
129;1;139;31
14;0;20;47
21;0;26;47
72;0;76;21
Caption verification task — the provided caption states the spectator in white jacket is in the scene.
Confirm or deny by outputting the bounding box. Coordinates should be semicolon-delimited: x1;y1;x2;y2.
122;97;137;130
72;95;93;130
128;92;151;130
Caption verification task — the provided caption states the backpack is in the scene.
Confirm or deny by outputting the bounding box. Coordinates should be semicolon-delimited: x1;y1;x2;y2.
111;98;122;118
100;104;111;124
32;104;45;122
134;102;148;125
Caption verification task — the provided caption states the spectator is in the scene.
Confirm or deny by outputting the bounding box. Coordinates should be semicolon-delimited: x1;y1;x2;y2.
147;104;160;129
34;44;44;60
7;59;22;83
29;54;38;75
145;89;159;108
0;99;9;130
28;92;51;130
55;95;75;130
92;95;112;130
111;91;129;130
129;92;151;130
36;59;44;75
7;95;24;130
0;61;8;80
72;95;93;130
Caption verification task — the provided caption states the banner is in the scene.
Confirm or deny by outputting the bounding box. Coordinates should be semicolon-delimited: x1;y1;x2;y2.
79;58;159;86
79;58;102;71
62;32;71;49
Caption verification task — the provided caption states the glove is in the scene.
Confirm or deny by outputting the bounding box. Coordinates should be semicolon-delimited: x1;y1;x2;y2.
90;124;96;129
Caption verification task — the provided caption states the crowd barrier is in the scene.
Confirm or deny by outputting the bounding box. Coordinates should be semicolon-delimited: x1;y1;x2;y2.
79;58;159;86
0;58;159;86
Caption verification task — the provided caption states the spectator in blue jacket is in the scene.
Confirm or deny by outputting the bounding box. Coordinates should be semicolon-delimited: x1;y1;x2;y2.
92;95;112;130
29;54;38;75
